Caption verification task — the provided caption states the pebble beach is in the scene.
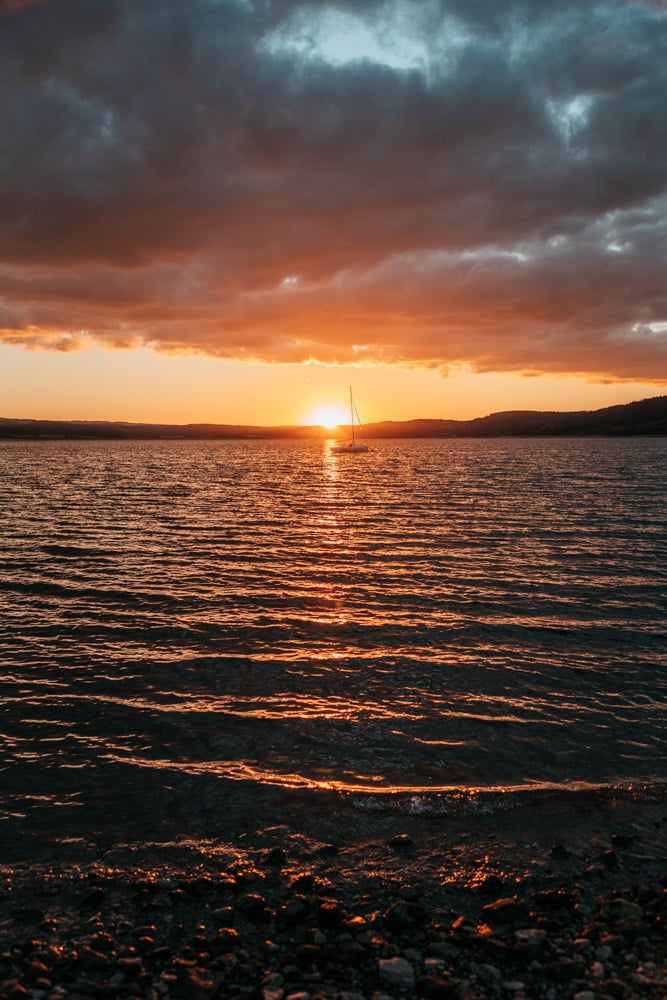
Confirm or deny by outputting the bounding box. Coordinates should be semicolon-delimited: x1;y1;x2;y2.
2;796;665;1000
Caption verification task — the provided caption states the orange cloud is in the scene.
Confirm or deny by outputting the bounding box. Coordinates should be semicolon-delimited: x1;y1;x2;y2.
0;0;665;383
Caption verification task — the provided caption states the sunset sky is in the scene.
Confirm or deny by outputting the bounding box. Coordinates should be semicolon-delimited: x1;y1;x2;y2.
1;0;666;426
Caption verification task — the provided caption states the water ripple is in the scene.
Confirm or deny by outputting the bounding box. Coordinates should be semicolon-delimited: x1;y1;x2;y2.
1;436;665;814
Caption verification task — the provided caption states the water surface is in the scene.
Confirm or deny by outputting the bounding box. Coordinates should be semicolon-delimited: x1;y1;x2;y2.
1;437;665;849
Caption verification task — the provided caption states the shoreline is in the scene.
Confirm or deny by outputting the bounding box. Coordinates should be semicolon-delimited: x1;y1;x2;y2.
1;394;665;440
2;798;665;998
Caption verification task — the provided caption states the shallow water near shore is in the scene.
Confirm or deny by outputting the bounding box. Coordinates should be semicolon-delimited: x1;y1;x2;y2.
1;436;666;864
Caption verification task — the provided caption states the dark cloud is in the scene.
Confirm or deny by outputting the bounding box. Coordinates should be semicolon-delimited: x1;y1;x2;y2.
0;0;665;380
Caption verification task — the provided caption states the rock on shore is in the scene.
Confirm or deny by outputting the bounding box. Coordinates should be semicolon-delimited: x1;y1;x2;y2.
1;834;665;1000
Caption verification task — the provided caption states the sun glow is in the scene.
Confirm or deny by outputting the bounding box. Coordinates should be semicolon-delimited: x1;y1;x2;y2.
306;404;349;428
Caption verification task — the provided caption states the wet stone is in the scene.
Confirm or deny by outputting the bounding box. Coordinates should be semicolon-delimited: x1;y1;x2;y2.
262;846;286;867
232;866;266;886
543;958;586;982
90;931;114;951
416;973;461;998
595;943;614;962
478;874;504;895
236;893;268;918
603;898;643;922
278;895;312;923
531;889;576;912
378;956;415;989
181;876;215;897
0;981;29;1000
289;872;315;893
209;926;240;954
317;899;343;926
72;972;105;994
383;899;426;930
294;943;320;965
600;977;628;997
337;939;368;966
512;933;546;963
79;946;111;972
427;941;461;961
211;905;234;925
23;959;50;981
116;955;144;976
502;980;527;995
314;843;339;858
482;898;530;930
388;834;415;853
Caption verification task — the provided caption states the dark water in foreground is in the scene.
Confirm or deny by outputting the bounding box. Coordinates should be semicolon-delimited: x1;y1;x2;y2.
1;437;665;856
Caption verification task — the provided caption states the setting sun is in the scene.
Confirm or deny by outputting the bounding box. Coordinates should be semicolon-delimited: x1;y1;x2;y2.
306;404;349;428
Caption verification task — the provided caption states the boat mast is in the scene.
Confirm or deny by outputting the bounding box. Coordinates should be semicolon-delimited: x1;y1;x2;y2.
349;386;355;444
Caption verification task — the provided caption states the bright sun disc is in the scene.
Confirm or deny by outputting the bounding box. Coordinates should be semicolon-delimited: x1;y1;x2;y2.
308;405;348;428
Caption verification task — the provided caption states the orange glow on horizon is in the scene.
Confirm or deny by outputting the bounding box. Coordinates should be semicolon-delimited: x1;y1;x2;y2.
0;343;663;426
304;403;350;428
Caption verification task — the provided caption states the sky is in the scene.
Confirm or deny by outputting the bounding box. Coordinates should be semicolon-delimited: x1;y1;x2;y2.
1;0;666;427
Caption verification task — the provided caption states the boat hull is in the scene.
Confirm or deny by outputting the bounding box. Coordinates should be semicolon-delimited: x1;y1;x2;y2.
330;443;369;453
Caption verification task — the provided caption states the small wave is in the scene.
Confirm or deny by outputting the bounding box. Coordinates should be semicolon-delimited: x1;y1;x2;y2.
344;778;667;817
97;750;667;815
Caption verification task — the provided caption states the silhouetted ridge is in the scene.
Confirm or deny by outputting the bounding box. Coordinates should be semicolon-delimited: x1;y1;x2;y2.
0;395;665;439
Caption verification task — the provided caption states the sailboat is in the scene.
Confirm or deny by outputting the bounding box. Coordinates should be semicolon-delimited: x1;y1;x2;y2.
330;387;369;453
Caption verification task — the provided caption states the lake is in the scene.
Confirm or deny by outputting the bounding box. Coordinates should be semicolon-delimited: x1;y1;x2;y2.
1;436;665;857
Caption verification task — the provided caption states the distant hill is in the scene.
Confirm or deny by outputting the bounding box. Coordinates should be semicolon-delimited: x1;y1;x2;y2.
0;395;665;439
368;395;667;438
